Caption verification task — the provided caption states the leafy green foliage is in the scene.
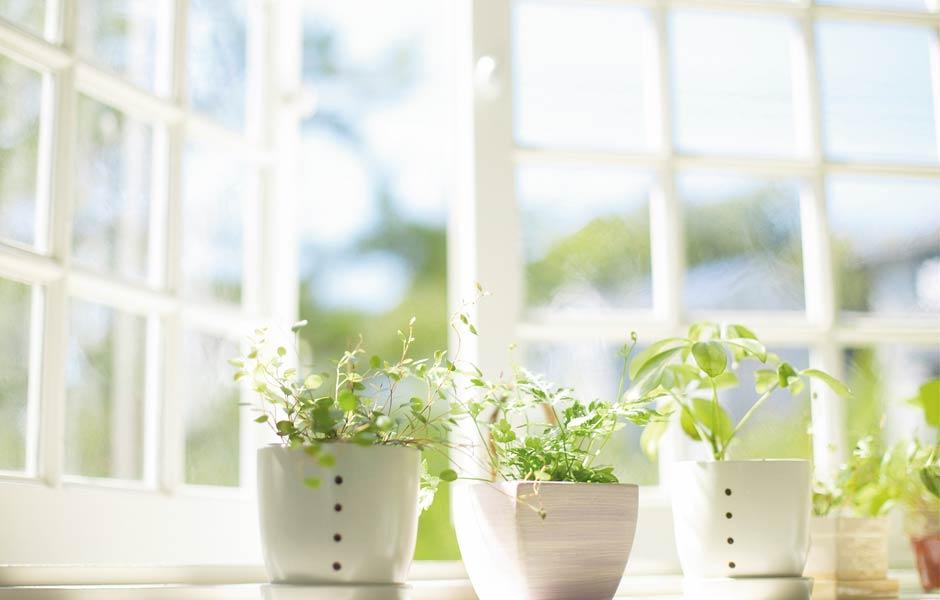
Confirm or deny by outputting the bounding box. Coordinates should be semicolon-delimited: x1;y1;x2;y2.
629;321;850;461
815;436;940;518
236;315;468;510
466;338;665;484
907;378;940;429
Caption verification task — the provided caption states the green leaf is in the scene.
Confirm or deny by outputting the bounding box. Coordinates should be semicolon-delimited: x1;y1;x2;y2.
439;469;458;482
318;454;336;468
681;398;733;446
291;320;308;332
755;369;778;394
254;414;269;423
723;338;767;362
692;341;727;378
800;368;851;399
629;338;688;379
228;358;244;368
277;346;287;357
370;355;382;369
777;362;799;389
375;415;393;431
725;324;758;340
233;371;247;382
908;379;940;427
640;419;669;460
920;465;940;499
303;477;321;489
304;374;324;390
338;390;359;412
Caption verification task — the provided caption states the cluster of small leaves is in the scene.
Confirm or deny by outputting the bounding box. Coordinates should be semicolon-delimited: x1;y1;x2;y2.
232;317;460;493
814;436;940;518
629;321;851;461
465;337;664;484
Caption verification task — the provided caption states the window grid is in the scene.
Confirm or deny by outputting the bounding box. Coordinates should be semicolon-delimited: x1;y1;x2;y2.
0;1;279;492
474;0;940;492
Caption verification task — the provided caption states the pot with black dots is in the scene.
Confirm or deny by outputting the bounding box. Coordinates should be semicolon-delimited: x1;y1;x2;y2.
257;443;421;598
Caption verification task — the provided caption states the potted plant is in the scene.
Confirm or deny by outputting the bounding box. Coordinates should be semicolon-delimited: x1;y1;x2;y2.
806;437;898;597
453;337;661;600
630;322;850;596
897;378;940;592
234;317;460;592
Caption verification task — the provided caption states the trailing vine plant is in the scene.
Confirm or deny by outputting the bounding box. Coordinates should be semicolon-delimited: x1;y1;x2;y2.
630;321;851;462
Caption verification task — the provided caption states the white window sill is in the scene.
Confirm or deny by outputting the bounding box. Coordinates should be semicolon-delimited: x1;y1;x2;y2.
0;572;934;600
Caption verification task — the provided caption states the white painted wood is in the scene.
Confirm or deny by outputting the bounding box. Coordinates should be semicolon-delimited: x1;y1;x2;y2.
257;445;421;585
454;481;640;600
670;460;812;578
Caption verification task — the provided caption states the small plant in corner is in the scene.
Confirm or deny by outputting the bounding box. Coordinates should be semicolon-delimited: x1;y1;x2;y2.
628;321;851;462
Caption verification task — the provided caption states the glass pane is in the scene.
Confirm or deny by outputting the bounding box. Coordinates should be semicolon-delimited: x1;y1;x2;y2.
817;22;937;164
526;341;659;486
188;0;247;130
0;278;35;472
183;330;240;487
77;0;161;92
828;176;940;314
514;0;652;152
65;300;148;480
181;142;249;304
0;0;47;37
518;163;652;311
671;12;798;157
717;347;812;460
844;345;939;450
0;54;43;247
300;0;454;559
73;96;155;282
680;173;805;311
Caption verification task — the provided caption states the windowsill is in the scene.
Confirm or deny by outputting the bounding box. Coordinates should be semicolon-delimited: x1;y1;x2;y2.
0;572;935;600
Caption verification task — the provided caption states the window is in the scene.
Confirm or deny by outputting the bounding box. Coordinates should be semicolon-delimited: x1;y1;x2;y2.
466;0;940;571
0;0;936;576
0;0;288;564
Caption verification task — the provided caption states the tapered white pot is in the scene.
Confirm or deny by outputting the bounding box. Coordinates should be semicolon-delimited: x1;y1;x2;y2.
257;444;421;585
671;459;812;578
453;481;639;600
804;516;889;581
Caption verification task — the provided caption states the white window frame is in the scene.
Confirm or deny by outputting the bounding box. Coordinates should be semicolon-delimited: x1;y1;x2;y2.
458;0;940;573
0;0;301;565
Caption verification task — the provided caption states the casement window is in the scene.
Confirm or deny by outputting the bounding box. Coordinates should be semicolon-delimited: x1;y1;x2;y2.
0;0;937;581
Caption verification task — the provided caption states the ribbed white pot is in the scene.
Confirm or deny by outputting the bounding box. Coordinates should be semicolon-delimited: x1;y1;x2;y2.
453;481;639;600
804;516;889;581
257;444;421;585
671;459;812;578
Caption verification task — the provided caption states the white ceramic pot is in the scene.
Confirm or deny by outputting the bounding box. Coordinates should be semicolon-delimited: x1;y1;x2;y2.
671;459;811;578
804;516;889;581
257;444;421;585
453;481;639;600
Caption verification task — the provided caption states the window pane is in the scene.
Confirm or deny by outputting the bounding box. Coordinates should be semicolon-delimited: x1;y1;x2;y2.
73;96;155;282
77;0;161;92
671;12;798;157
188;0;247;130
680;173;805;311
0;278;35;472
65;300;148;480
844;345;939;449
715;347;812;460
299;0;455;560
181;143;249;304
828;176;940;314
519;164;652;311
0;0;47;37
526;341;659;486
514;0;653;152
183;330;240;487
0;54;43;247
817;21;937;164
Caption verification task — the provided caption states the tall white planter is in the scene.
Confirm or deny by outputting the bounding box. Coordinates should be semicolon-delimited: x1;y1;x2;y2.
672;460;812;578
454;481;639;600
257;444;421;586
